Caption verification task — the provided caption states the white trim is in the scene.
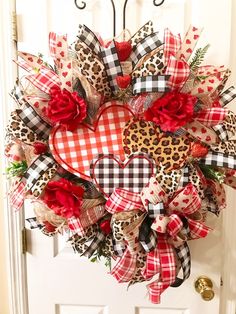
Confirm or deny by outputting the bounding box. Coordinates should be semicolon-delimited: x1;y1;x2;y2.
0;0;28;313
220;1;236;313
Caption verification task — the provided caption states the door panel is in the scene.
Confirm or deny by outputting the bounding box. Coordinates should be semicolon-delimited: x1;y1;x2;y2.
16;0;232;313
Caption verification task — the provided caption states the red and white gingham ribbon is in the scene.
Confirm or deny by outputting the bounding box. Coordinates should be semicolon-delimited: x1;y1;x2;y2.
9;180;26;212
105;188;145;214
110;248;137;282
146;235;176;304
68;204;105;236
195;107;228;127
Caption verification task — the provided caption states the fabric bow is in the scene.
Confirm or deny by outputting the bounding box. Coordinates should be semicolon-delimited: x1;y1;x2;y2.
141;177;211;244
105;187;177;303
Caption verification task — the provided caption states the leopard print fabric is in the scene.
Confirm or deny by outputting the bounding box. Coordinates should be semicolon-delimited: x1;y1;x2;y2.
132;48;165;78
32;164;58;197
213;110;236;141
69;224;99;254
6;111;42;144
111;211;144;242
128;249;147;286
103;234;116;257
211;140;236;155
130;21;154;47
156;166;182;198
188;165;206;199
74;41;111;98
123;118;191;171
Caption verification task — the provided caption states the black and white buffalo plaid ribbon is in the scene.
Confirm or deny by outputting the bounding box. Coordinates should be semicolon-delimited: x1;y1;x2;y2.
132;75;170;94
212;123;229;141
77;24;100;55
82;231;106;258
100;41;123;92
199;151;236;169
199;152;236;169
171;242;191;287
24;154;56;190
148;202;165;218
130;32;162;67
10;80;25;106
77;25;123;92
178;166;190;188
139;216;157;253
219;86;236;107
16;101;51;140
26;217;43;229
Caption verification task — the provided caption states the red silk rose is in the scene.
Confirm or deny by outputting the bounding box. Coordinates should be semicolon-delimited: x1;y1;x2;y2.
145;91;197;132
43;178;84;219
47;86;87;131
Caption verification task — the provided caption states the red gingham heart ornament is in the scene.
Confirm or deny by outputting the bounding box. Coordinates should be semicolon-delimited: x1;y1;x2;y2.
49;101;134;180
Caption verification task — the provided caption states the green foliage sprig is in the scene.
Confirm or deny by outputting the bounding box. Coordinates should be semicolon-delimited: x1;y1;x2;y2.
199;164;225;184
6;160;28;178
190;44;210;72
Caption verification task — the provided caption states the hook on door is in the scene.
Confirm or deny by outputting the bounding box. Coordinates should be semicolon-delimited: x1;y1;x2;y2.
74;0;165;37
74;0;116;37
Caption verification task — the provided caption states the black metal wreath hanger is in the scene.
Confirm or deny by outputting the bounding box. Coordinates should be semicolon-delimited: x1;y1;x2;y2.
74;0;165;37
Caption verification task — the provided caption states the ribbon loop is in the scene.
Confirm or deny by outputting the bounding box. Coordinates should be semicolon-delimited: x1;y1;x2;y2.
148;202;165;218
100;40;123;92
132;75;170;94
130;32;162;68
106;188;144;214
23;153;56;191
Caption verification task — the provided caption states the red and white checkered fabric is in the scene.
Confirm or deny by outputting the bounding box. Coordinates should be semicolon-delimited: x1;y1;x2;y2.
167;214;183;238
147;236;176;304
165;55;190;91
110;248;137;283
9;181;26;211
105;188;145;214
67;216;85;236
196;108;228;127
188;219;211;239
49;102;134;180
164;28;181;63
26;66;60;94
15;53;60;95
142;246;160;280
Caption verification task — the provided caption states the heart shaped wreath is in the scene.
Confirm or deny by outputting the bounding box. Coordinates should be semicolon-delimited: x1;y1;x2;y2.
5;21;236;303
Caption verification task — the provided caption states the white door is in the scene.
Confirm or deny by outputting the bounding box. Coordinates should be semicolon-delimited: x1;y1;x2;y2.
15;0;233;313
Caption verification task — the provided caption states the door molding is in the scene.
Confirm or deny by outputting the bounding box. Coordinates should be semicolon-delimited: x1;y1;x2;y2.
0;0;28;313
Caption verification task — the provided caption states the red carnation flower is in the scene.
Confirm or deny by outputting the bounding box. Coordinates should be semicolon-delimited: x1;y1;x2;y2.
145;91;197;132
47;86;87;131
43;178;84;219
